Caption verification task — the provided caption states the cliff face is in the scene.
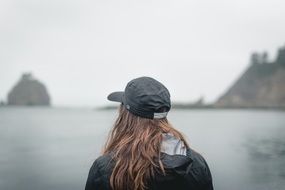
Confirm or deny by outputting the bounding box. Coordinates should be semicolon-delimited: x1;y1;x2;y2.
7;73;51;106
216;46;285;108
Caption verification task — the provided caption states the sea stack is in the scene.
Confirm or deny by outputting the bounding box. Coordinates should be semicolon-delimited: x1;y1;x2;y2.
7;73;51;106
215;45;285;108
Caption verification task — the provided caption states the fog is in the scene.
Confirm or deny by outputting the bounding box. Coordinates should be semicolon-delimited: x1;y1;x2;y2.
1;0;285;106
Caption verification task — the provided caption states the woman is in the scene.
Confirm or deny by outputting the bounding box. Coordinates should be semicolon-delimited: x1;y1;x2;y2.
85;77;214;190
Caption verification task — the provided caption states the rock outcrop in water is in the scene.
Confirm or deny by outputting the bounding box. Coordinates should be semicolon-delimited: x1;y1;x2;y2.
7;73;51;106
216;45;285;108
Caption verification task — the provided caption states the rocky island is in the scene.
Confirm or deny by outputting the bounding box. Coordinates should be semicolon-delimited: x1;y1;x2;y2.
215;45;285;108
7;73;51;106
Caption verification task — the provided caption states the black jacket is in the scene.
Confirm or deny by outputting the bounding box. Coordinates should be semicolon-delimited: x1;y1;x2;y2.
85;148;213;190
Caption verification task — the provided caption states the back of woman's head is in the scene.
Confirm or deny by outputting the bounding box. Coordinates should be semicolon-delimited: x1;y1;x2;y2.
103;105;189;190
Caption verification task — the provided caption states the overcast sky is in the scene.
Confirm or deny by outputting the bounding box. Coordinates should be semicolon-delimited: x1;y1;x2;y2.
1;0;285;106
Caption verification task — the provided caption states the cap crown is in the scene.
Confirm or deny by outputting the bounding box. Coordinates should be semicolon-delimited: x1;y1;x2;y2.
123;77;171;119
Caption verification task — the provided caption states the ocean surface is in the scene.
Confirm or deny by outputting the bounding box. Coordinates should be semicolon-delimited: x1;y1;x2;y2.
0;107;285;190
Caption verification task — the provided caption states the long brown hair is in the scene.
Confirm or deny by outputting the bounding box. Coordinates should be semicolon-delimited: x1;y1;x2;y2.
103;105;189;190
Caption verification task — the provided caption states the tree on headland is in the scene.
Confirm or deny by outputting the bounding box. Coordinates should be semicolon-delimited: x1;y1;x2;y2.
250;51;269;65
261;52;268;64
276;46;285;65
250;52;260;65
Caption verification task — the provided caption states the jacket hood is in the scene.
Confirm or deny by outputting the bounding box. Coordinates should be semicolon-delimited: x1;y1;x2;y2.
161;133;187;156
160;133;192;169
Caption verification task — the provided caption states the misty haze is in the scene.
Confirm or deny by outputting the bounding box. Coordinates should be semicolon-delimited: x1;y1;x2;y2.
1;0;285;190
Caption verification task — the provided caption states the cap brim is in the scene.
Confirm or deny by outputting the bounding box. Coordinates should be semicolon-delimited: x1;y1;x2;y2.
107;91;124;103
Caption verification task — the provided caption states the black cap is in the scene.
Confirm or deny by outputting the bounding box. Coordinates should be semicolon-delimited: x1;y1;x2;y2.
107;77;171;119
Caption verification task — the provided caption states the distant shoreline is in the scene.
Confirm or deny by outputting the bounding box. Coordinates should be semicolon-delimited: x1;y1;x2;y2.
1;104;284;111
96;103;285;111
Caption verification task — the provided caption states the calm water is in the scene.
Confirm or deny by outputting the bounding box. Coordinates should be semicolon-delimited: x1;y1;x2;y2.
0;107;285;190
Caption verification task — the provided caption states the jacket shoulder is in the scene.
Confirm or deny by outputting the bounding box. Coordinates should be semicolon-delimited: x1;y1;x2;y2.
186;148;213;189
188;148;208;167
92;153;114;179
95;153;114;169
85;154;114;190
